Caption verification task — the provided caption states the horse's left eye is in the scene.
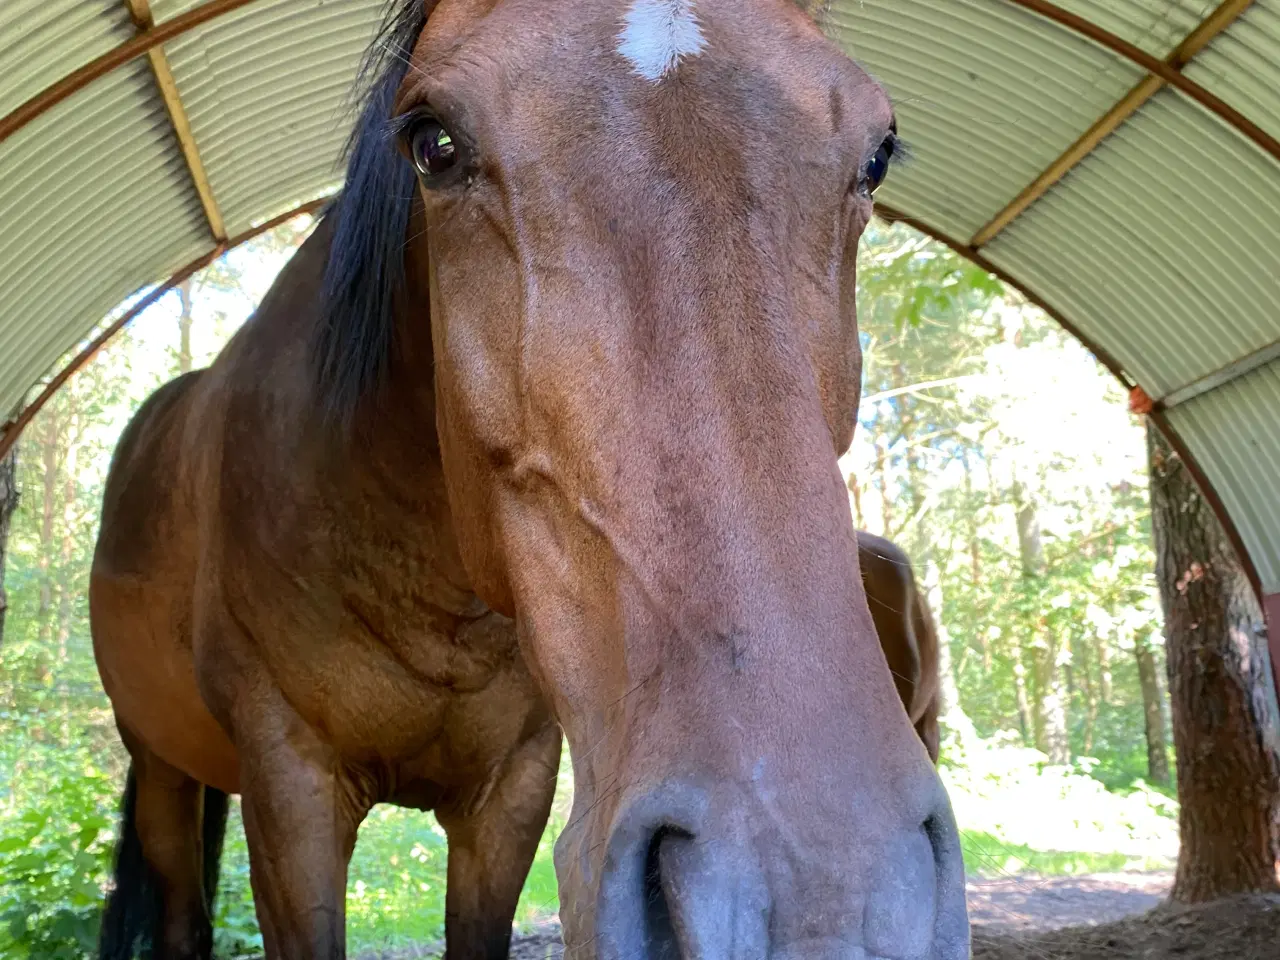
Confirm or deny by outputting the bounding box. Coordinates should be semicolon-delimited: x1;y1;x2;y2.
407;116;458;181
861;135;895;196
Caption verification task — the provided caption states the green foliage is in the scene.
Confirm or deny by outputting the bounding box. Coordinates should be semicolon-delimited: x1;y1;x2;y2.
959;830;1137;877
0;709;122;958
847;217;1171;792
857;224;1004;333
941;725;1177;878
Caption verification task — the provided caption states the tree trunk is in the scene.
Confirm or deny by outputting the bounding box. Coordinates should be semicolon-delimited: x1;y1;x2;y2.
177;278;195;374
37;410;60;653
1011;643;1034;744
1149;424;1280;902
0;445;18;648
1014;482;1070;762
1134;631;1171;785
847;473;864;530
1014;485;1046;579
962;452;981;590
875;433;893;537
1013;481;1044;748
961;453;988;670
1081;642;1100;757
1097;634;1114;704
895;362;928;559
56;434;78;674
922;562;967;728
1039;633;1071;764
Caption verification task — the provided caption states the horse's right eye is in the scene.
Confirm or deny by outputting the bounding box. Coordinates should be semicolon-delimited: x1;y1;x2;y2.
860;134;896;196
406;115;459;182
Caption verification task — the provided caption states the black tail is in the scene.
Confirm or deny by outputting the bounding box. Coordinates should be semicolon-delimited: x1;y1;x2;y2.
97;766;231;960
99;767;160;960
202;785;230;924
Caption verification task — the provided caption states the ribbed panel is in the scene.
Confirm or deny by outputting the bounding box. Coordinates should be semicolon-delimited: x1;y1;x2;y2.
151;0;226;21
826;0;1144;239
1167;356;1280;594
1048;0;1212;58
985;87;1280;397
162;0;382;234
0;62;208;417
1184;0;1280;143
0;0;136;118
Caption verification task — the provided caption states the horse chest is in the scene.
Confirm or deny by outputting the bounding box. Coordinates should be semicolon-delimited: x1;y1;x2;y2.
224;488;547;784
296;552;543;781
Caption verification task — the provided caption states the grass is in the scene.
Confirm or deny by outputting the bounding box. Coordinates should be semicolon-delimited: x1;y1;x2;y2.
213;755;575;958
960;829;1169;878
942;724;1178;882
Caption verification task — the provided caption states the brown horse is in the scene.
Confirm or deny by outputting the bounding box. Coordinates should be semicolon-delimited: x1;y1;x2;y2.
858;532;942;765
90;0;969;956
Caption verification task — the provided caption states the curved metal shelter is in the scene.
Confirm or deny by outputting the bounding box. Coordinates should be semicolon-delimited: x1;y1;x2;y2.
1;0;1278;635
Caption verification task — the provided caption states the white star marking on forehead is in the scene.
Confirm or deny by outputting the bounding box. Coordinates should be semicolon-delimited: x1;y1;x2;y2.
617;0;707;82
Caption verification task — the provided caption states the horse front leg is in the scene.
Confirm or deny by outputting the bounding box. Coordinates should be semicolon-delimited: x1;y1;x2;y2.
236;696;370;960
438;722;562;959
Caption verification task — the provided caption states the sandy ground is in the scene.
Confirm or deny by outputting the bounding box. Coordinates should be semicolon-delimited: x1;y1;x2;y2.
355;871;1280;959
965;871;1173;931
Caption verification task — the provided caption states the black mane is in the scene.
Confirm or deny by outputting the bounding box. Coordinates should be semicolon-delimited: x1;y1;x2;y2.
311;0;426;427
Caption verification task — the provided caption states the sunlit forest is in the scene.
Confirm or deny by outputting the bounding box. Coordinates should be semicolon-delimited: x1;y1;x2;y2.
0;215;1179;957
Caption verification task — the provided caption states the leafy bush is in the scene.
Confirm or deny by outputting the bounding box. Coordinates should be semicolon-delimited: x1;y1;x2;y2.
0;716;119;958
940;722;1178;877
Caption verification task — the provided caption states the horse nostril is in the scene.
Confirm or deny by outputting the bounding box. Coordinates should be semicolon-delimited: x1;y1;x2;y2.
924;807;973;960
644;826;771;959
592;782;715;960
642;828;681;960
862;804;973;960
863;823;937;960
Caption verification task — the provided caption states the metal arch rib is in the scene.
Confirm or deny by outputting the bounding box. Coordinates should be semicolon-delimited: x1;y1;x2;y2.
0;197;329;464
123;0;228;243
972;0;1270;248
0;0;263;146
872;201;1265;609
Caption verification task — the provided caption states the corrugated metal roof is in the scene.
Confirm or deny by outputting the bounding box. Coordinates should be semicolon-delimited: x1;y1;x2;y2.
162;0;382;234
1166;356;1280;591
151;0;223;20
1050;0;1215;58
0;60;208;414
984;87;1280;396
1183;0;1280;141
0;0;1278;595
827;0;1146;240
0;0;134;118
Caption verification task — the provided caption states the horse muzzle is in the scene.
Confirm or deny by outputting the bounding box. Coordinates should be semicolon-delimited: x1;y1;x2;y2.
564;775;971;960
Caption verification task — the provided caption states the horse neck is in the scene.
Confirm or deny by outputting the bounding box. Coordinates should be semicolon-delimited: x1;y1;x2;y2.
342;198;444;502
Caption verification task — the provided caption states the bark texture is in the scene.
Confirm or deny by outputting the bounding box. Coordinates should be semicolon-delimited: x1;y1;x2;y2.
1015;483;1070;764
1149;424;1280;902
177;278;195;374
1133;632;1171;785
0;446;17;648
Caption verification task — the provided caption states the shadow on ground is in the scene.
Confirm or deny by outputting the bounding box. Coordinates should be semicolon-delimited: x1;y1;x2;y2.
357;873;1280;960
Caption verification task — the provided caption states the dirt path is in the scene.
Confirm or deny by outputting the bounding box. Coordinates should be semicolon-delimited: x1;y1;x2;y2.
366;871;1263;959
965;871;1173;932
972;893;1280;960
